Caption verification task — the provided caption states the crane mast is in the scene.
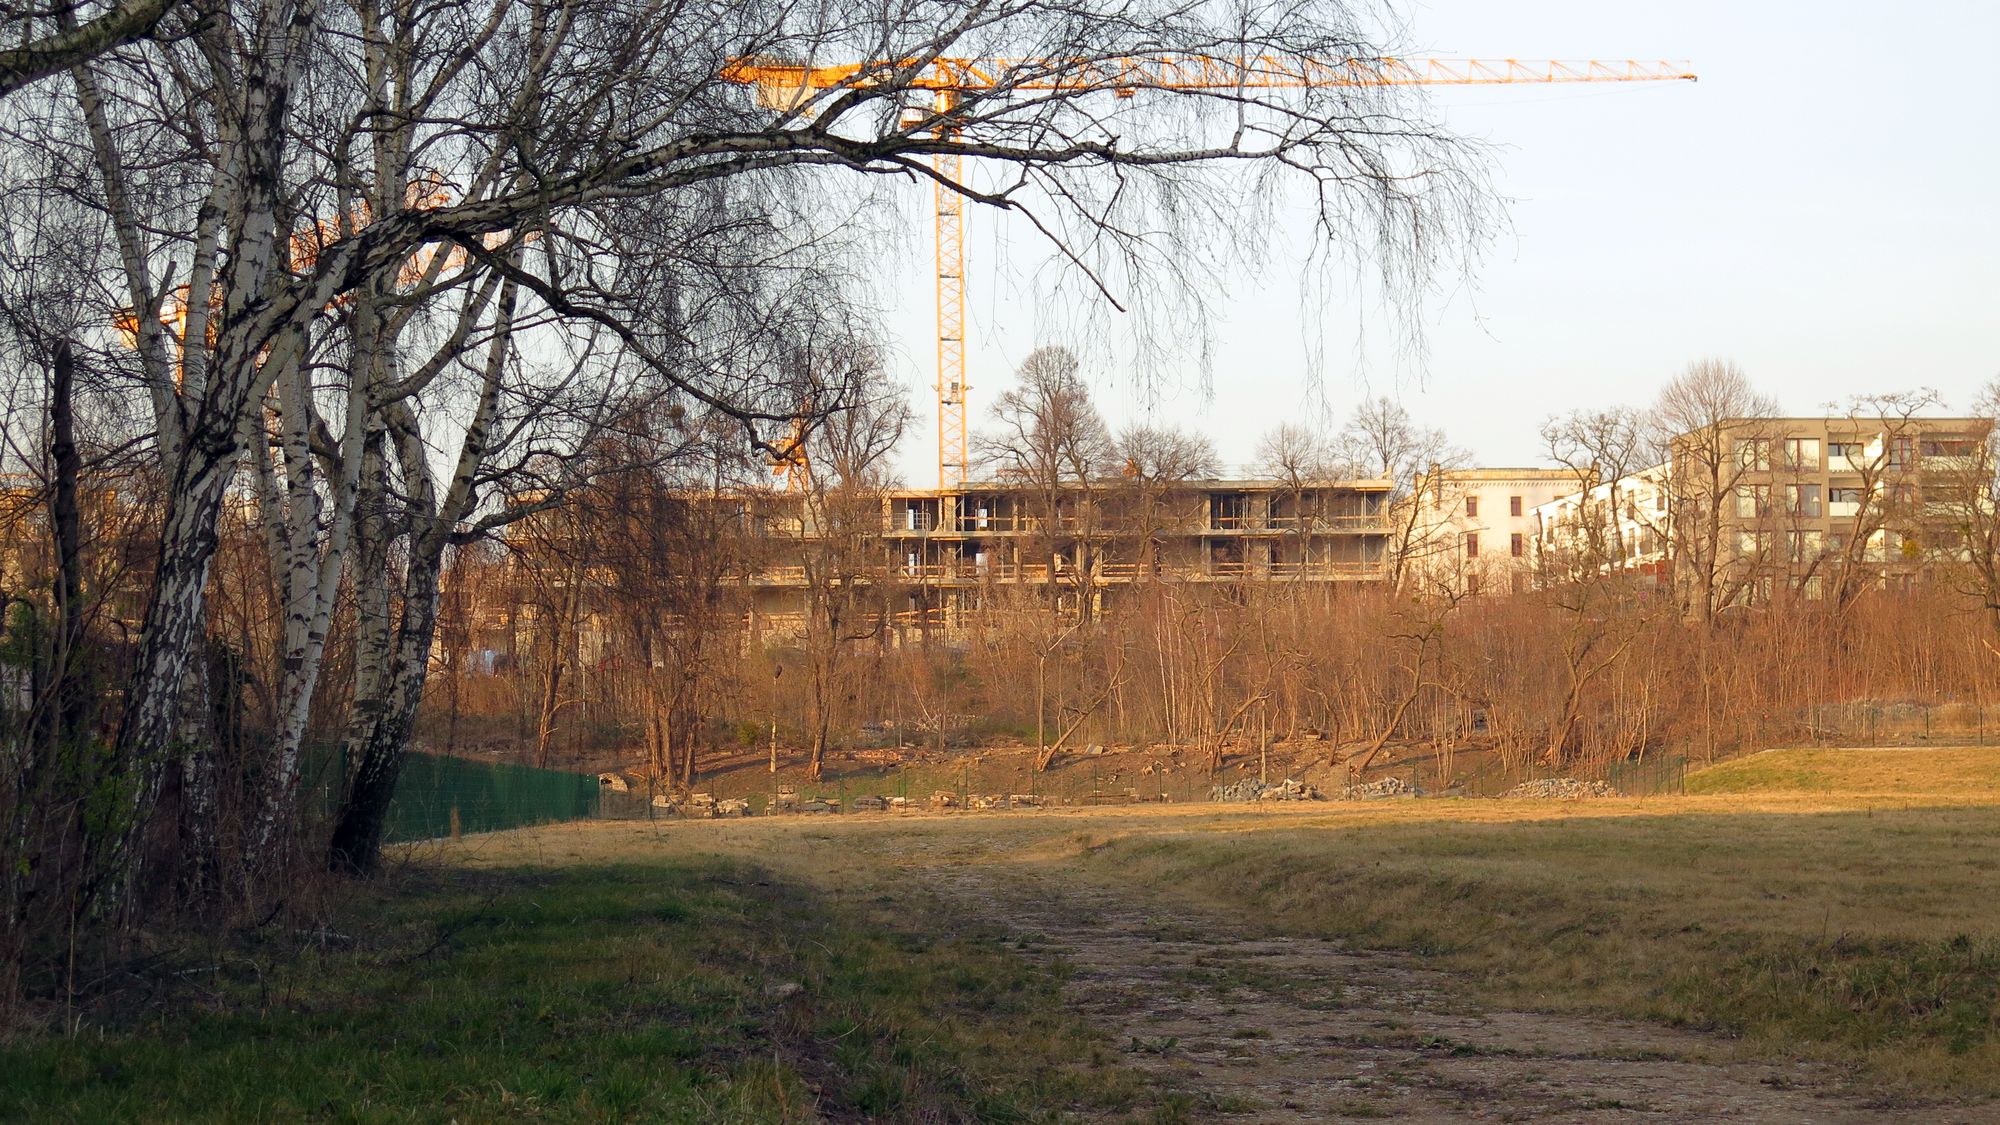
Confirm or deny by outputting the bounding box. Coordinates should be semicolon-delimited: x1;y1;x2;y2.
930;93;971;491
724;56;1697;488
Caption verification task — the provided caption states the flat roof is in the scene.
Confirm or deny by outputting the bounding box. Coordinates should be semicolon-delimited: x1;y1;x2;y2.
942;477;1395;492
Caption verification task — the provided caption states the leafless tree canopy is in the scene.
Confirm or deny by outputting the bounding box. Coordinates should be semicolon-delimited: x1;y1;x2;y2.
0;0;1500;1010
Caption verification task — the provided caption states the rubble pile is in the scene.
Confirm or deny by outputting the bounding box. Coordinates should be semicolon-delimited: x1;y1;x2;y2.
1342;777;1417;800
650;792;750;817
1502;777;1619;800
1211;778;1322;802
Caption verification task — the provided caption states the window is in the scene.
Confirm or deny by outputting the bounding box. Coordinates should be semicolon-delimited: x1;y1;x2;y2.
1889;436;1916;470
1787;529;1824;563
1735;484;1771;519
1464;531;1480;558
1922;436;1977;457
1466;572;1482;596
1465;495;1479;518
1735;437;1771;471
1782;437;1821;469
1787;484;1822;518
1829;440;1867;469
1829;487;1866;516
1509;495;1523;517
1511;532;1525;558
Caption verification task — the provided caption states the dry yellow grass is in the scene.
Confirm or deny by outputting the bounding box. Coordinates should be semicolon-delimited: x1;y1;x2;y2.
432;745;2000;1099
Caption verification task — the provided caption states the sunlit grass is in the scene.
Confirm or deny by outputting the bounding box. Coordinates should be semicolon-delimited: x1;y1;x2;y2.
476;746;2000;1099
0;858;1150;1123
1687;744;2000;798
36;744;1992;1117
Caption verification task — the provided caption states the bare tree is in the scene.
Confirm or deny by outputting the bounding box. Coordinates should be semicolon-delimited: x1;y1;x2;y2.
797;365;909;781
979;346;1116;616
1340;398;1464;590
1930;383;2000;634
1257;421;1336;576
0;0;186;99
1541;406;1656;565
1653;359;1779;622
590;411;757;789
4;0;1494;918
1814;391;1945;609
1113;422;1216;578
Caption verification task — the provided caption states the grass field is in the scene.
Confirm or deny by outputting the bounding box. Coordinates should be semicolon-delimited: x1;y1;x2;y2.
8;745;2000;1118
1076;802;2000;1094
0;859;1159;1123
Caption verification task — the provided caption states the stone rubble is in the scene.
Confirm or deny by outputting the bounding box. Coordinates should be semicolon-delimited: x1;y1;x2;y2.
1342;777;1418;800
1210;778;1322;802
1502;777;1620;799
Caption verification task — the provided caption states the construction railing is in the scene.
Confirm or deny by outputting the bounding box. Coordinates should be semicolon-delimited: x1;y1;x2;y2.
745;558;1385;587
1264;514;1385;531
878;512;1391;535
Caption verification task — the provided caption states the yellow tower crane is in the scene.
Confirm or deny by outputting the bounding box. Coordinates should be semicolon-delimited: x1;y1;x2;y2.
726;56;1697;489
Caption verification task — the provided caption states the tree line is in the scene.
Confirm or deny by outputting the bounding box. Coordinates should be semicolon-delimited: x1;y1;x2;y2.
447;357;2000;794
0;0;1487;1018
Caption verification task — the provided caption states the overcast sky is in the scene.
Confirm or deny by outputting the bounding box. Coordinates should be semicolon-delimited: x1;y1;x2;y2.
872;0;2000;486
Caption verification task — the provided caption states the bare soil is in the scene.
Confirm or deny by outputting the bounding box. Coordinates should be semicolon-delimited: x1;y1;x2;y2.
921;858;1942;1123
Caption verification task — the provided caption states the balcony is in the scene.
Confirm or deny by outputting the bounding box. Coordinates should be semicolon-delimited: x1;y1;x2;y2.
1263;513;1388;532
751;558;1387;587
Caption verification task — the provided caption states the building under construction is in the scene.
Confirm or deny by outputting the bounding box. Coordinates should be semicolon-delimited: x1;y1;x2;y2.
718;475;1396;633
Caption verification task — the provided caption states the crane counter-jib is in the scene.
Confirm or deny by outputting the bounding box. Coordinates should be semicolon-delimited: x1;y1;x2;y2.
720;57;1696;93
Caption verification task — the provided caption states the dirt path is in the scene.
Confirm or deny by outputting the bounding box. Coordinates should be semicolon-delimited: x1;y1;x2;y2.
923;860;1940;1123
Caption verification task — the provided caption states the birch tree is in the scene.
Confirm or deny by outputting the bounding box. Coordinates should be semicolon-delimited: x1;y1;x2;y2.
12;0;1489;894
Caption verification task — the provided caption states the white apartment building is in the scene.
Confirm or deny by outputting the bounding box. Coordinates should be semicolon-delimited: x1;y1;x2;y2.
1402;467;1578;595
1530;464;1672;580
1530;415;1986;602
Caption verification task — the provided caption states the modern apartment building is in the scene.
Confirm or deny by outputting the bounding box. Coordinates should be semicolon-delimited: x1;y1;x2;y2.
1532;415;1988;605
1530;464;1672;580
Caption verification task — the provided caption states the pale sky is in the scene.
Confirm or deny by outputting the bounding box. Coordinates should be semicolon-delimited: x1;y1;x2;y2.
873;0;2000;486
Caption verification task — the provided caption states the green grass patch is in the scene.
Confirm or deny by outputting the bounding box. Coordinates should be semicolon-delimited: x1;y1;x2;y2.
1687;746;2000;797
1;859;1148;1122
